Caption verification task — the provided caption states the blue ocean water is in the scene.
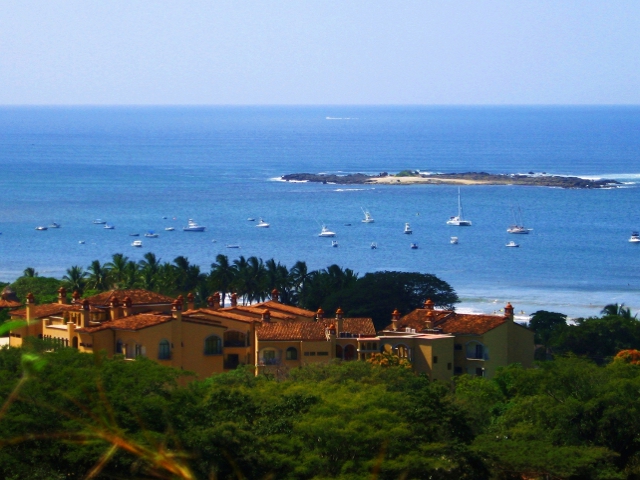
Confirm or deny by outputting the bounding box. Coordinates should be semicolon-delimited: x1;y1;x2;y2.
0;106;639;318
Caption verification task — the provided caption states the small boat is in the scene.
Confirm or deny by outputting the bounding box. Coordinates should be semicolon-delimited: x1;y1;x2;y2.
450;236;459;244
629;232;640;243
104;224;115;230
78;240;85;244
35;226;48;231
361;208;374;223
226;244;240;249
404;223;413;234
410;243;418;249
344;223;352;226
49;222;61;229
132;240;143;247
164;227;175;231
506;241;520;248
256;218;270;228
331;240;339;247
446;187;472;226
507;207;530;234
162;216;167;219
93;219;106;224
370;242;377;249
144;231;159;238
247;218;255;221
183;219;206;232
129;233;140;237
318;225;336;237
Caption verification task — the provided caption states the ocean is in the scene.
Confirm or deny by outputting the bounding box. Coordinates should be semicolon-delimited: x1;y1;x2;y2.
0;106;639;319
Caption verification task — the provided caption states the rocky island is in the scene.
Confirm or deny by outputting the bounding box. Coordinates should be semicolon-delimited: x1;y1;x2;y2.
281;170;620;189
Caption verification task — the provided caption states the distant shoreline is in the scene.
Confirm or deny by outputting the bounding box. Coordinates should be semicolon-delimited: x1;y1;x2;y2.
280;171;621;189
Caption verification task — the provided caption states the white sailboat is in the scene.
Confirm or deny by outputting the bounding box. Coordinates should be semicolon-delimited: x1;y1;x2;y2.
446;188;472;226
361;208;374;223
507;207;531;234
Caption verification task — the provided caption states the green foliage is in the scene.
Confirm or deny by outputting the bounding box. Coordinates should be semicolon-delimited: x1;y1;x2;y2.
394;169;419;177
9;276;61;304
529;309;568;345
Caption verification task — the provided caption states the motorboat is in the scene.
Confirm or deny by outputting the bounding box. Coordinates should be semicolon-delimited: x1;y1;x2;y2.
331;240;339;247
35;226;48;231
410;243;418;249
78;240;85;244
450;236;459;244
629;232;640;243
144;231;159;238
164;227;175;231
446;187;472;226
361;208;374;223
129;233;140;237
506;241;520;248
226;244;240;249
370;242;377;249
344;223;352;226
247;218;255;221
318;225;336;237
93;219;106;224
104;224;115;229
256;218;270;228
404;223;413;234
132;240;143;247
49;222;61;229
183;219;206;232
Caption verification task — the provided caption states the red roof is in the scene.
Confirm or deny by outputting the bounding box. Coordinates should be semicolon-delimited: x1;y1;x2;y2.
0;299;21;308
184;308;257;323
394;309;508;335
82;289;175;306
251;300;316;318
77;313;172;333
258;317;375;341
225;306;296;321
11;303;75;319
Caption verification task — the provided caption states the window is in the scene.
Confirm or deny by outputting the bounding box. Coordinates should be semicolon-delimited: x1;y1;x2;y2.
447;362;452;370
204;335;222;355
262;349;277;365
224;331;246;347
396;344;410;359
317;351;329;356
475;367;484;377
286;347;298;360
454;344;462;351
433;356;438;364
475;344;484;359
454;366;462;374
116;339;123;354
158;339;171;360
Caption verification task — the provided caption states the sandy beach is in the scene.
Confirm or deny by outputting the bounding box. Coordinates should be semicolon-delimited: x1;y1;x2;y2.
365;176;492;185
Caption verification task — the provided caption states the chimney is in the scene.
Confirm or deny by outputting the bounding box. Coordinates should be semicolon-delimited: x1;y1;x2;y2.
424;299;434;310
425;310;434;329
391;309;400;331
261;309;271;323
206;296;214;308
335;307;344;336
122;296;133;317
212;292;221;309
109;295;121;321
58;287;67;305
172;300;182;321
72;290;81;303
316;307;324;322
504;302;514;321
80;299;90;328
187;293;195;311
25;293;35;323
230;293;238;307
271;288;279;302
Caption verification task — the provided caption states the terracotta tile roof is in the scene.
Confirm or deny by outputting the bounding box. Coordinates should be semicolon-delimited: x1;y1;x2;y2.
258;317;375;341
184;309;257;323
11;303;75;319
82;289;175;306
77;313;172;333
393;308;507;335
251;301;316;318
0;299;22;308
225;306;296;320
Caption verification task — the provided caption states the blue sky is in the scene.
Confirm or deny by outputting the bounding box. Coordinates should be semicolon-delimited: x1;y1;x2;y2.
1;1;639;105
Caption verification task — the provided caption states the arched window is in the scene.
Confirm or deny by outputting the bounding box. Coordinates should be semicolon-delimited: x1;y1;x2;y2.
204;335;222;355
286;347;298;360
396;344;410;359
466;342;486;360
158;339;171;360
115;339;123;354
343;344;356;361
224;330;246;347
72;337;78;349
336;345;343;359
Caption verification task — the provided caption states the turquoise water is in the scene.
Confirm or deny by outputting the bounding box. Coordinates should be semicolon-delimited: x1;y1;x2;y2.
0;106;639;318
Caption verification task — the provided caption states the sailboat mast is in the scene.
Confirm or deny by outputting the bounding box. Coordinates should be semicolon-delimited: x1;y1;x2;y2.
458;187;463;218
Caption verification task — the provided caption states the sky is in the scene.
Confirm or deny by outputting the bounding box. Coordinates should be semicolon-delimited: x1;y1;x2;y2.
1;1;639;105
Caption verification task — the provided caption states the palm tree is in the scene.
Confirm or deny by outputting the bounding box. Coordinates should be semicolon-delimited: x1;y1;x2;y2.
121;261;139;289
106;253;129;288
246;256;267;303
290;260;310;306
231;256;250;305
210;254;235;307
138;252;161;276
63;266;87;295
87;260;111;291
601;303;636;319
22;267;39;278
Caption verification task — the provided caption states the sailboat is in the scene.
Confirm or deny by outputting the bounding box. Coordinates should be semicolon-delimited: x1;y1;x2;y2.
507;206;531;234
446;188;472;226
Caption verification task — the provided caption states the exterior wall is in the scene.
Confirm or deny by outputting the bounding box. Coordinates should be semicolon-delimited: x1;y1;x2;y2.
507;322;535;369
181;322;226;378
483;325;509;378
